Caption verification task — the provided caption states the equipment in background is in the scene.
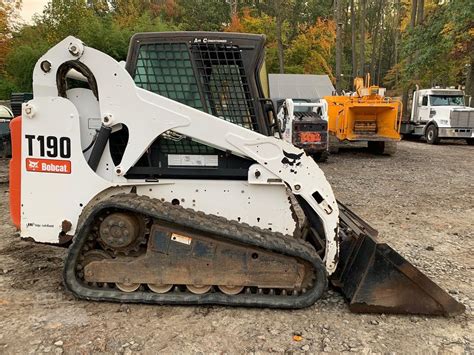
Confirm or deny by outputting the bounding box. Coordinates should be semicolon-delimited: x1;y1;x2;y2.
10;93;33;117
0;105;13;158
401;86;474;145
268;74;332;161
325;74;402;155
2;93;34;158
9;36;465;316
276;98;329;162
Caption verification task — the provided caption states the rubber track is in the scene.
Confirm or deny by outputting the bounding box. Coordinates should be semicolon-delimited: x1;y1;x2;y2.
64;193;328;308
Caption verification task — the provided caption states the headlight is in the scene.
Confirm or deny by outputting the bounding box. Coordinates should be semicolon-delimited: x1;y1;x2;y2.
440;119;448;125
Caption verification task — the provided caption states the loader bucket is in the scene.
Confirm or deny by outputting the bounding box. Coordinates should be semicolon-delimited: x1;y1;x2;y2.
331;202;465;316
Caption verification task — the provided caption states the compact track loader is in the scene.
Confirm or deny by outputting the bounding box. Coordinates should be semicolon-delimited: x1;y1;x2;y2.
9;36;464;315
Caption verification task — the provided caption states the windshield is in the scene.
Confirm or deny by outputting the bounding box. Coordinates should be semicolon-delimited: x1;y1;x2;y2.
429;95;464;106
293;99;312;113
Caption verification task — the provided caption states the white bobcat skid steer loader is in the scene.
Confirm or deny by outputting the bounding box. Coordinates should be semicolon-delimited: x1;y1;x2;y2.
277;98;329;162
9;37;464;314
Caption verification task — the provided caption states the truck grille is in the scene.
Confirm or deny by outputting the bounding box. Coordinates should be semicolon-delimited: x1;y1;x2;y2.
450;110;474;128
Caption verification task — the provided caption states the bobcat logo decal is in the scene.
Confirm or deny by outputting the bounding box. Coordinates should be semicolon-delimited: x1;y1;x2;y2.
28;160;39;171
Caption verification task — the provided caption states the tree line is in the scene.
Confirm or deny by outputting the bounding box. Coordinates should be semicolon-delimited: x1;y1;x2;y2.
0;0;473;108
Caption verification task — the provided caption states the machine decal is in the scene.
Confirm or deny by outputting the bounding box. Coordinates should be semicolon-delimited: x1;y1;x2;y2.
192;37;227;44
299;132;321;143
171;233;192;245
26;157;71;174
168;154;218;167
25;134;71;158
26;222;54;228
281;151;303;167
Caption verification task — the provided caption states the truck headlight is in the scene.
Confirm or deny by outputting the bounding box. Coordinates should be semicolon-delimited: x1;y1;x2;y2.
440;119;448;125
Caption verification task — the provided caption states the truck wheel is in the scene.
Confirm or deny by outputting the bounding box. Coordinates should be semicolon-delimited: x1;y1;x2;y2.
425;125;440;145
382;141;397;155
367;141;383;155
313;151;329;163
466;138;474;146
367;141;397;155
328;135;339;154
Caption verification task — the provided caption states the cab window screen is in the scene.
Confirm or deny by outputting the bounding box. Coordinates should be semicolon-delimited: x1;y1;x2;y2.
132;41;259;155
134;42;211;154
134;43;204;110
191;42;258;130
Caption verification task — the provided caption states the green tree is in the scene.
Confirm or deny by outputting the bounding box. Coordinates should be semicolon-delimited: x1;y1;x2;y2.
177;0;231;31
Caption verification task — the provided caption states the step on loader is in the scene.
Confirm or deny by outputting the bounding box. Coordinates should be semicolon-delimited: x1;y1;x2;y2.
9;36;464;315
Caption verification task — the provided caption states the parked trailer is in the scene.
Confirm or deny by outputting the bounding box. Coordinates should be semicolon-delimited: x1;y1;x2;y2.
325;77;402;155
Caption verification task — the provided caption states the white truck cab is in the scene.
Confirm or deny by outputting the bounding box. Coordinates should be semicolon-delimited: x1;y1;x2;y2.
401;88;474;145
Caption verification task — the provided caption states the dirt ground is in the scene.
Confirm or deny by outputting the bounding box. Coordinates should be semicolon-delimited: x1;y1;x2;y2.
0;139;472;354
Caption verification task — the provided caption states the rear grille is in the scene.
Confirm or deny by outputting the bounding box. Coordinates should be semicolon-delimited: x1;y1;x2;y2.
293;122;327;132
450;110;474;128
354;121;377;134
294;112;319;120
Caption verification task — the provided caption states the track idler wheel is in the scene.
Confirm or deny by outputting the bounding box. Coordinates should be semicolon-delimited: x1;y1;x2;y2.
148;284;173;294
116;282;140;293
218;285;244;295
186;285;212;294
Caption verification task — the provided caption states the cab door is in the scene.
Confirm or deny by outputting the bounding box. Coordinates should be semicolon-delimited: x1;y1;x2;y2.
418;95;430;123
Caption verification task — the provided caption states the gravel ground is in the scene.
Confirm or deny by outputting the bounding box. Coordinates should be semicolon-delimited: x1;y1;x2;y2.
0;139;472;354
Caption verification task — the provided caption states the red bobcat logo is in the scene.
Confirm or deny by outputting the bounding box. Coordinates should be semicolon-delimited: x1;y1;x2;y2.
26;158;71;174
27;160;39;171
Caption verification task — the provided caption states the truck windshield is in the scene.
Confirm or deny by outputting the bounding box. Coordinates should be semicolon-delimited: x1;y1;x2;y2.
429;95;464;106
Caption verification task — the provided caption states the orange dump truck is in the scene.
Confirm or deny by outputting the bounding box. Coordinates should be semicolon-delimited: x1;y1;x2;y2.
324;78;402;155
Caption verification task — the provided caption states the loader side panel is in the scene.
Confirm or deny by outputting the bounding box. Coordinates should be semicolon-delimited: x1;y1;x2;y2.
9;116;21;229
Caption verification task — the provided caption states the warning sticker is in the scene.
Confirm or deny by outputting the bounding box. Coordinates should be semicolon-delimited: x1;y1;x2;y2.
170;233;192;245
26;158;71;174
168;154;218;167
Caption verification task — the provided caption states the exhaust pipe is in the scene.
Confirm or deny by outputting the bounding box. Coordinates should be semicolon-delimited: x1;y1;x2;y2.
331;202;465;316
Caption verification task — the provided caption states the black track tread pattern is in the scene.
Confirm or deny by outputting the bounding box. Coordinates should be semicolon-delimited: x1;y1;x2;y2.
64;193;328;309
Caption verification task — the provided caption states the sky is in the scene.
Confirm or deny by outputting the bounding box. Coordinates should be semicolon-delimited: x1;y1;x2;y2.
19;0;49;23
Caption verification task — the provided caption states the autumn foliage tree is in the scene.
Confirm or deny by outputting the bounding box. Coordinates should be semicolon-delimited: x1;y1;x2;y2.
286;19;336;78
0;0;472;103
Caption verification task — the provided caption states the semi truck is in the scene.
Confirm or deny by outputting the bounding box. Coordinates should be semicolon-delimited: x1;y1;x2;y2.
401;87;474;145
